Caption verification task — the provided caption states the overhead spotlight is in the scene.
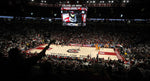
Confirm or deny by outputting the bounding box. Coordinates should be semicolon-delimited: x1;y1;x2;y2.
31;12;33;16
77;1;79;3
90;1;93;3
87;1;89;3
127;0;129;3
100;1;105;3
31;0;34;2
49;19;52;22
112;1;114;3
93;1;95;3
108;0;114;3
123;0;126;3
100;1;104;3
41;0;43;3
120;14;123;17
54;13;57;17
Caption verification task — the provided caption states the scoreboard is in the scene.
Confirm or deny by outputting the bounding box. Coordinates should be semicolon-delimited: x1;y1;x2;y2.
61;7;87;26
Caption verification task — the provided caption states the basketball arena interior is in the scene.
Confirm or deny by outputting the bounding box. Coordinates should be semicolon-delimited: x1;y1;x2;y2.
0;0;150;81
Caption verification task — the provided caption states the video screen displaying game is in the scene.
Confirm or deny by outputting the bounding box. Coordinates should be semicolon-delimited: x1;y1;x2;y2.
61;7;87;26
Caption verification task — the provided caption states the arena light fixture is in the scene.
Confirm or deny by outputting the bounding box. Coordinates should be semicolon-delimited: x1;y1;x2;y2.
41;0;43;3
90;1;93;3
54;13;57;17
48;19;52;22
108;0;114;3
31;12;33;16
100;1;105;3
67;1;69;3
127;0;129;3
87;1;89;3
120;14;123;17
93;0;95;3
112;0;114;3
123;0;126;3
44;0;46;3
122;0;129;3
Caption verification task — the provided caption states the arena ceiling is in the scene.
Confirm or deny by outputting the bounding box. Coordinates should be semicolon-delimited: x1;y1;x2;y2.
0;0;149;18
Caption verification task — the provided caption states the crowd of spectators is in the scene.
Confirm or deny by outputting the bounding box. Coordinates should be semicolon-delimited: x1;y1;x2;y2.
0;19;150;81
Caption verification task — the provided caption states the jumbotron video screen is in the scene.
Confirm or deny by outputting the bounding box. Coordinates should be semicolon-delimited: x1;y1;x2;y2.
61;7;87;26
